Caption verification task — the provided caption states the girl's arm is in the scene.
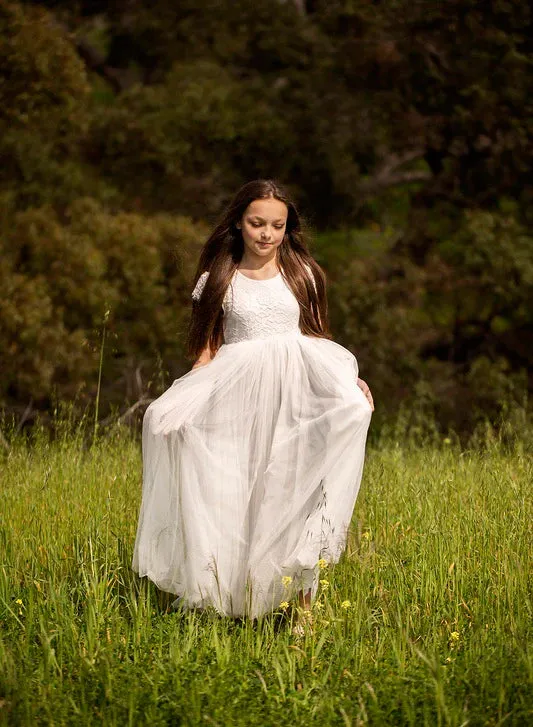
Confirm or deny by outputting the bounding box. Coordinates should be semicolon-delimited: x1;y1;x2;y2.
192;344;214;370
191;272;216;369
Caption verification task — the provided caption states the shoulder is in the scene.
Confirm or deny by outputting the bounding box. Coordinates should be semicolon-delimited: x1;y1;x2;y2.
191;271;209;301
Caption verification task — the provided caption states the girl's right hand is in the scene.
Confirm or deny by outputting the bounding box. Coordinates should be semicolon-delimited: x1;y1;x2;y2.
357;378;374;411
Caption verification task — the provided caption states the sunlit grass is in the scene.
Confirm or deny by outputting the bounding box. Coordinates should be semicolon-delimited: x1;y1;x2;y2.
0;422;531;725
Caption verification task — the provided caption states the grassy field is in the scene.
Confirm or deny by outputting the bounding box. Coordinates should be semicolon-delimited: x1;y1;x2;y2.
0;422;531;726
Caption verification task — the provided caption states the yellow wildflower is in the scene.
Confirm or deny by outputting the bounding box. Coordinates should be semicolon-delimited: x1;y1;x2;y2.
15;599;23;606
281;575;293;587
313;601;324;610
362;531;371;540
319;579;329;589
450;631;460;641
279;601;290;610
317;558;328;570
341;600;351;609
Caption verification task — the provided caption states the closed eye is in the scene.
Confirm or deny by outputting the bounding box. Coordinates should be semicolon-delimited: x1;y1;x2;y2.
248;219;286;228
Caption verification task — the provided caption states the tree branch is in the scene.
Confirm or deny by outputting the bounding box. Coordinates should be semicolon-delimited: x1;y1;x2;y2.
359;148;431;196
0;428;10;453
74;37;129;93
48;16;129;93
15;398;34;434
99;396;154;427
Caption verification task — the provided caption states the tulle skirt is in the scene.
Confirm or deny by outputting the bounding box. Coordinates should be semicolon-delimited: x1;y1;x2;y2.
132;331;372;618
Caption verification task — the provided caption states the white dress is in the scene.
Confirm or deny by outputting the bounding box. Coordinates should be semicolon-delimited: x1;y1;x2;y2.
132;268;372;618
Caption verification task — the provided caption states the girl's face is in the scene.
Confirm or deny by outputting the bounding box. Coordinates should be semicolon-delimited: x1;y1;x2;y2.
237;197;288;260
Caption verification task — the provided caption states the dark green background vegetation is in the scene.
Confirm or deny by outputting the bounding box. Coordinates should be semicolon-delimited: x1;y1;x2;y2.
1;0;532;437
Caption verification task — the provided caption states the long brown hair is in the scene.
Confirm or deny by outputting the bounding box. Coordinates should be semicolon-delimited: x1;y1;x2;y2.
187;179;330;360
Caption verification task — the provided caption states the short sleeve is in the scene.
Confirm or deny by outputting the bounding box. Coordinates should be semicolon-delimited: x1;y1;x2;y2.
191;271;209;302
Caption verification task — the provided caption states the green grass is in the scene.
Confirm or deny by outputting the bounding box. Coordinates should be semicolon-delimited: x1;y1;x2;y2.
0;423;531;726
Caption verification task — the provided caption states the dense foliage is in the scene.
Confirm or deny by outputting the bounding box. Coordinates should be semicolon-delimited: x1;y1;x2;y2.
1;0;532;434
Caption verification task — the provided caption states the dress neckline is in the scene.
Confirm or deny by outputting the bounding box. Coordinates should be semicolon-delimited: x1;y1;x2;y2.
236;269;282;282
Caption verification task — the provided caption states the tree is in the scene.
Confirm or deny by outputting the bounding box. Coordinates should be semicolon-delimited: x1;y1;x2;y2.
0;2;91;211
0;198;207;418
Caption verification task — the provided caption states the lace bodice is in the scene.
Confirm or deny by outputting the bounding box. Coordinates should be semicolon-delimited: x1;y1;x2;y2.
192;269;305;344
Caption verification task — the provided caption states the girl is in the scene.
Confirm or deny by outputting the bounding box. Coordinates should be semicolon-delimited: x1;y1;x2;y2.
132;179;374;621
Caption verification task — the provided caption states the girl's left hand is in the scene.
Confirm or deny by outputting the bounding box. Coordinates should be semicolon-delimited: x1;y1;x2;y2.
357;378;374;411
